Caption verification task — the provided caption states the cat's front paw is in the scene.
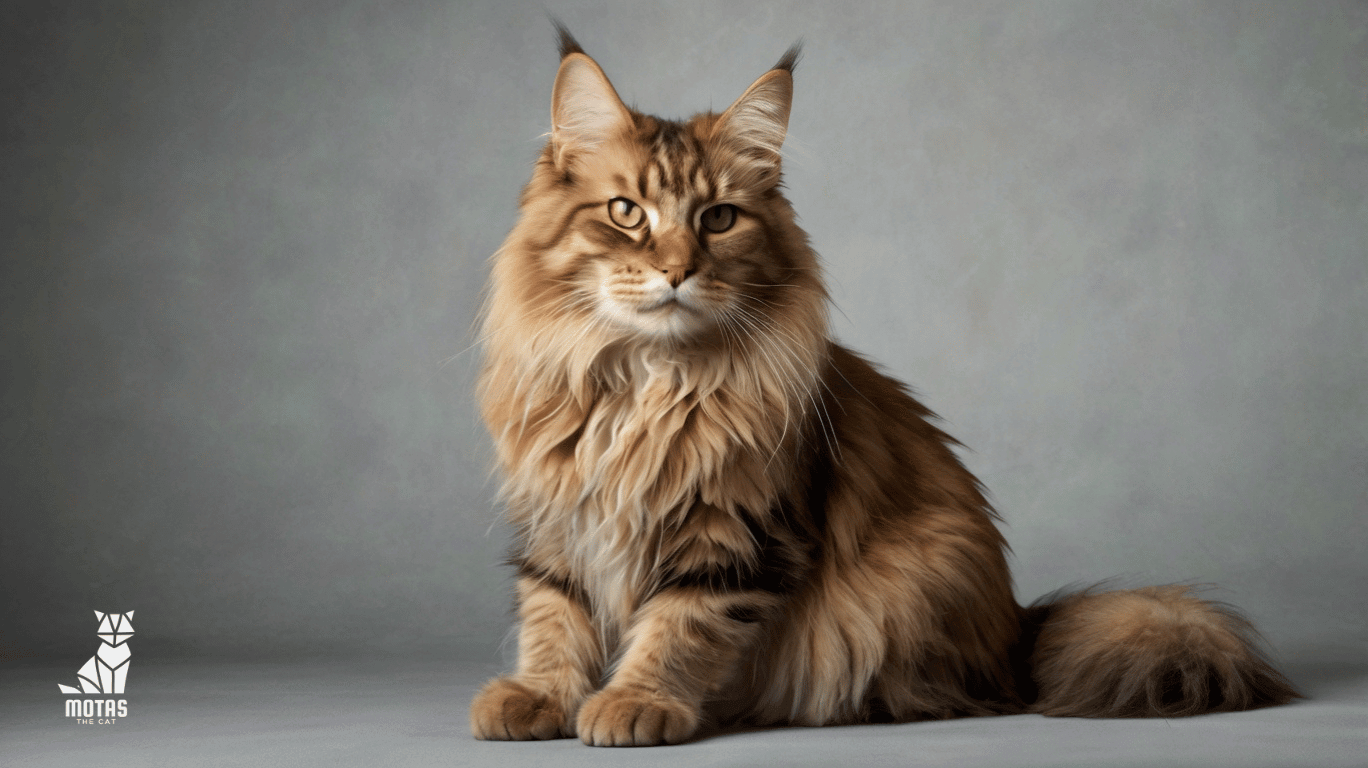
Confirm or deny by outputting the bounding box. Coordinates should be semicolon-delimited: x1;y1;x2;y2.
577;686;698;747
470;677;573;740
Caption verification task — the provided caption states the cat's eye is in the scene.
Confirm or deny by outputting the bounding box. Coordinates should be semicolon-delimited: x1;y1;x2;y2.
700;204;738;234
608;197;644;229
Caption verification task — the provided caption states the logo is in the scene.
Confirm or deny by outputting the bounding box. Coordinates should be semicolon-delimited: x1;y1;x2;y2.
59;610;133;724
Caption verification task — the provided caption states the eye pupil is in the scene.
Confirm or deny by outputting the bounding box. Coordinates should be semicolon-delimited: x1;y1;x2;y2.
608;197;643;229
702;204;736;233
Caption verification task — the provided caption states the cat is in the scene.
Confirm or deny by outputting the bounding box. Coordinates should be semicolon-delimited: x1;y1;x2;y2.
469;27;1299;747
58;610;134;695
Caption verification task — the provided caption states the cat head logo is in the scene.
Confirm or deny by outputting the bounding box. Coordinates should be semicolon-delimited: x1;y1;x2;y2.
58;611;134;695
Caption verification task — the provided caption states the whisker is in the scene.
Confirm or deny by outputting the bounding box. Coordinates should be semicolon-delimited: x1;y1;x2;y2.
727;302;842;463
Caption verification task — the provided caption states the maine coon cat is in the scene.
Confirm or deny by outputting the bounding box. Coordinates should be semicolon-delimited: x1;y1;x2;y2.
470;29;1298;746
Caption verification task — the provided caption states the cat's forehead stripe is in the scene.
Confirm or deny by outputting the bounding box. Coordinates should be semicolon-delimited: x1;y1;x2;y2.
633;121;717;211
692;165;714;204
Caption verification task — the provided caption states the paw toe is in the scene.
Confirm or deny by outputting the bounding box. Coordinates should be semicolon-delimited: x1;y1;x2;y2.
470;678;572;740
577;687;697;747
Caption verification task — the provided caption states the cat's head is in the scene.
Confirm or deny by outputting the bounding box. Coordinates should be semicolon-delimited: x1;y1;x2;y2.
94;610;134;646
491;29;825;349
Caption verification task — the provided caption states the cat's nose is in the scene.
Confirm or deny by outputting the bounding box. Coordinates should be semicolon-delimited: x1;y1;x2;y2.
661;265;695;288
650;228;698;288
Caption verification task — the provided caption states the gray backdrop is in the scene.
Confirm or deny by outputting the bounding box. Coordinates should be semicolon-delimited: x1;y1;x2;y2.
3;0;1365;671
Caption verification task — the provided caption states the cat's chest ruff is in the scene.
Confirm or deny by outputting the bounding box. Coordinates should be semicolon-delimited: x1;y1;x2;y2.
506;343;788;556
571;357;704;509
515;342;784;514
525;359;707;631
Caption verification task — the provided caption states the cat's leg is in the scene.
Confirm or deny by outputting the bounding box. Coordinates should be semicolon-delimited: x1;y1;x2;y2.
746;507;1021;726
75;656;103;694
577;505;792;747
470;571;602;740
577;587;777;746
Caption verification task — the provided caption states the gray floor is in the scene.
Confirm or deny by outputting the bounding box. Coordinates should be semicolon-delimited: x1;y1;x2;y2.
3;654;1365;768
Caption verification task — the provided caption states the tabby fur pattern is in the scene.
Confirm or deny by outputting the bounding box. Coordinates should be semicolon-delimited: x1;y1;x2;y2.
469;29;1299;746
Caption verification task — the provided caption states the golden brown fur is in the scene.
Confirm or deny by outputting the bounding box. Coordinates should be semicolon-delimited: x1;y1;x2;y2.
469;29;1299;746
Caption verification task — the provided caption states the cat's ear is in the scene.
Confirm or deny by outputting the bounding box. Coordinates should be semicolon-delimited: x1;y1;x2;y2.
711;46;798;180
551;49;633;170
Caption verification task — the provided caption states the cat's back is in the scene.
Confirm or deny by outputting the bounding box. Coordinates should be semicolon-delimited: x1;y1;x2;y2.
816;342;997;525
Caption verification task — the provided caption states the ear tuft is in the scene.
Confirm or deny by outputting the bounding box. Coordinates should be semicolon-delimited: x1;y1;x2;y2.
773;41;803;74
552;18;585;59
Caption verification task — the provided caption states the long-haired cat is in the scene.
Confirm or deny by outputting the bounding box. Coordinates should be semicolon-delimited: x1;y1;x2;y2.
470;29;1298;746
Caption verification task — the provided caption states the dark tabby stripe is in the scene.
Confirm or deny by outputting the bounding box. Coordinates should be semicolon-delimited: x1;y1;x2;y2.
507;553;588;607
528;200;603;254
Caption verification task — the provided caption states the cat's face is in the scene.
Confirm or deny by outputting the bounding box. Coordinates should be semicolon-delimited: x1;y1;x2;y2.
511;46;810;345
566;121;780;341
95;610;134;646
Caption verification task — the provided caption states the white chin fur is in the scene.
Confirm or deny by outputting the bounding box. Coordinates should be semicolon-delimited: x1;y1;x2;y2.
597;281;717;340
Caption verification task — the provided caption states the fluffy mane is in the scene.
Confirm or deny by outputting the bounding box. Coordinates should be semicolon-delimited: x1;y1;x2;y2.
469;30;1298;748
476;42;831;631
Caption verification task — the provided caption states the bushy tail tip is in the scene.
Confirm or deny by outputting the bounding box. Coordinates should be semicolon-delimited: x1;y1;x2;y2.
1024;585;1300;717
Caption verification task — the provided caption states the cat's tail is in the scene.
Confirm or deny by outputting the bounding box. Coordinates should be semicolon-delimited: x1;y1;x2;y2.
1019;584;1300;717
